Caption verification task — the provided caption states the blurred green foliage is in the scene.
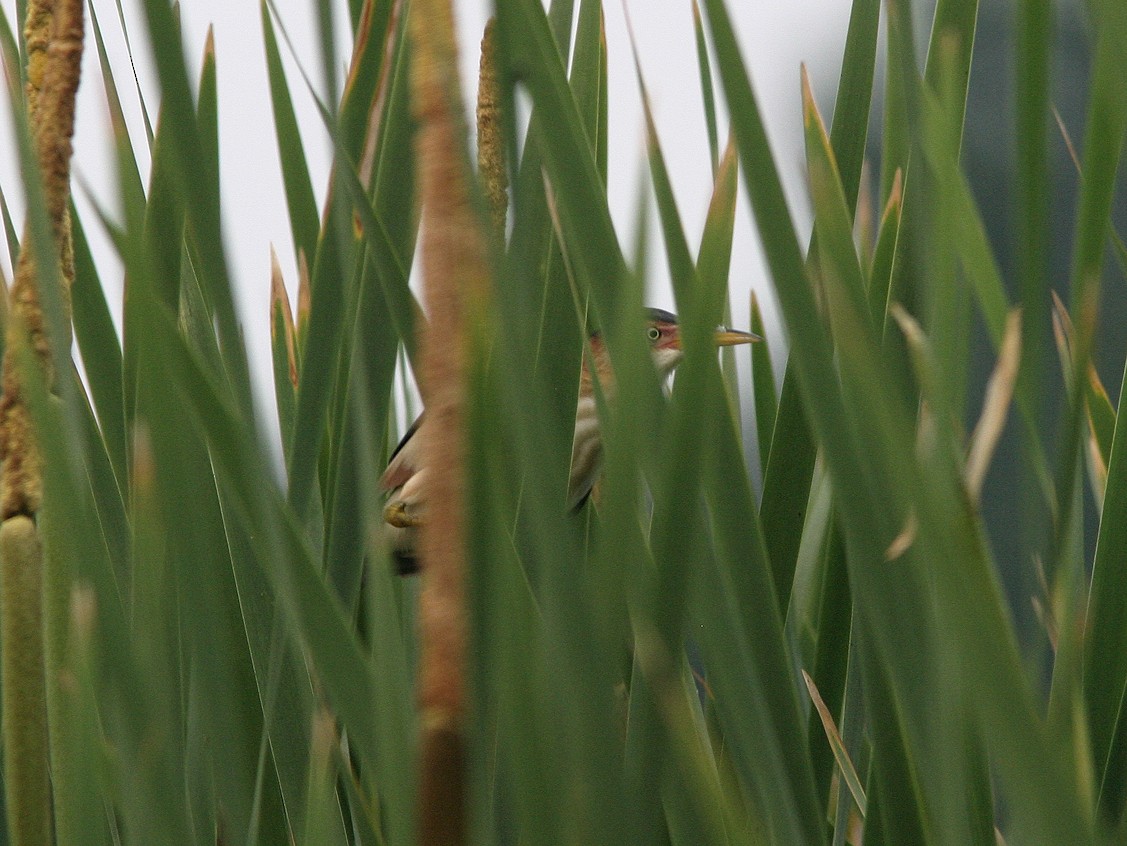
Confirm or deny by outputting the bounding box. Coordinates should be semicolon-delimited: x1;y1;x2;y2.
0;0;1126;843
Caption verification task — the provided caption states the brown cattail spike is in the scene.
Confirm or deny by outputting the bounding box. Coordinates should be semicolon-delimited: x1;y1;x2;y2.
0;0;84;519
477;19;507;240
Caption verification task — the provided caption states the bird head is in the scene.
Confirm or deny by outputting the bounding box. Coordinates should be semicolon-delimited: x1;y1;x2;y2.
644;308;687;376
584;308;759;392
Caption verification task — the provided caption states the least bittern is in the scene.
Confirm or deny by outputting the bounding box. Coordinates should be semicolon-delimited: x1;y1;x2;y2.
380;308;758;573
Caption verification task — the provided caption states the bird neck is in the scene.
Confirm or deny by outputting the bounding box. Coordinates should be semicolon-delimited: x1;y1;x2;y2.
580;341;616;400
579;339;682;399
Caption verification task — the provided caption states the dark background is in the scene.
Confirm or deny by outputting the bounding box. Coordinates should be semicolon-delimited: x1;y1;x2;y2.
929;1;1125;654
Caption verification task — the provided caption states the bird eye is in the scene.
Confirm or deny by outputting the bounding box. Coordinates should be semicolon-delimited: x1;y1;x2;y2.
647;326;661;342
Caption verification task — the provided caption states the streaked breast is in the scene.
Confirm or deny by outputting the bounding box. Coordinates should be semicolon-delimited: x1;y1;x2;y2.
568;395;603;508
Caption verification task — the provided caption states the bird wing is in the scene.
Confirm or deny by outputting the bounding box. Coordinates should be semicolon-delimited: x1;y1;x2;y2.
380;415;423;491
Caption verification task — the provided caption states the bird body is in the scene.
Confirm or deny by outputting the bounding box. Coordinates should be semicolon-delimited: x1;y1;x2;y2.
380;309;756;573
568;394;603;509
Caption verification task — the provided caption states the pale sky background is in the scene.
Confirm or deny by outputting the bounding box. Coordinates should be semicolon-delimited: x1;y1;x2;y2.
0;0;855;457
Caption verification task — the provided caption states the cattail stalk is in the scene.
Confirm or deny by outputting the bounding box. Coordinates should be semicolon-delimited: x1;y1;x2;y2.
0;0;85;843
0;517;50;846
410;0;491;842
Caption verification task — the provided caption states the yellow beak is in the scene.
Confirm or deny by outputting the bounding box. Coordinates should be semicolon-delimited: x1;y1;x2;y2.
714;328;760;347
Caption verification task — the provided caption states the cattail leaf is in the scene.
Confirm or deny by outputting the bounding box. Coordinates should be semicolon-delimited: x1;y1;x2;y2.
827;0;879;215
139;110;186;317
148;302;386;791
368;5;418;278
494;0;627;319
697;137;738;327
493;0;586;502
706;0;1094;840
747;0;876;637
749;291;776;473
918;34;972;417
338;0;396;165
69;209;126;494
69;368;129;591
224;509;315;839
640;52;823;845
0;185;17;277
1015;0;1052;446
132;312;277;845
139;0;254;418
802;511;851;806
913;98;1054;508
261;0;319;269
691;0;719;175
6;0;1127;841
284;179;358;524
1053;0;1127;601
817;78;1017;845
0;5;19;110
965;310;1022;504
104;0;154;143
888;305;941;411
335;133;420;363
89;2;146;238
867;168;901;330
18;333;191;843
802;670;866;817
571;0;605;163
806;62;947;840
322;255;400;616
465;348;563;843
1085;364;1115;505
879;0;912;203
300;710;350;845
1081;0;1127;784
296;249;312;346
51;584;113;846
270;248;298;447
802;64;870;335
196;27;219;205
697;137;740;419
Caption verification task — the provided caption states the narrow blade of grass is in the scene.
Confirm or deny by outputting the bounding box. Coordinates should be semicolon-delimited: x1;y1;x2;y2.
749;291;776;474
261;0;320;267
803;670;866;817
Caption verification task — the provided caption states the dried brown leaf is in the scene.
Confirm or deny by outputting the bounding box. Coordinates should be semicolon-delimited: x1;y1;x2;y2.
965;309;1022;502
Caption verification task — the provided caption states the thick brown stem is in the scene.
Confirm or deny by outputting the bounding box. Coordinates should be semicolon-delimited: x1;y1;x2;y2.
0;517;50;846
0;2;84;844
409;0;490;843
